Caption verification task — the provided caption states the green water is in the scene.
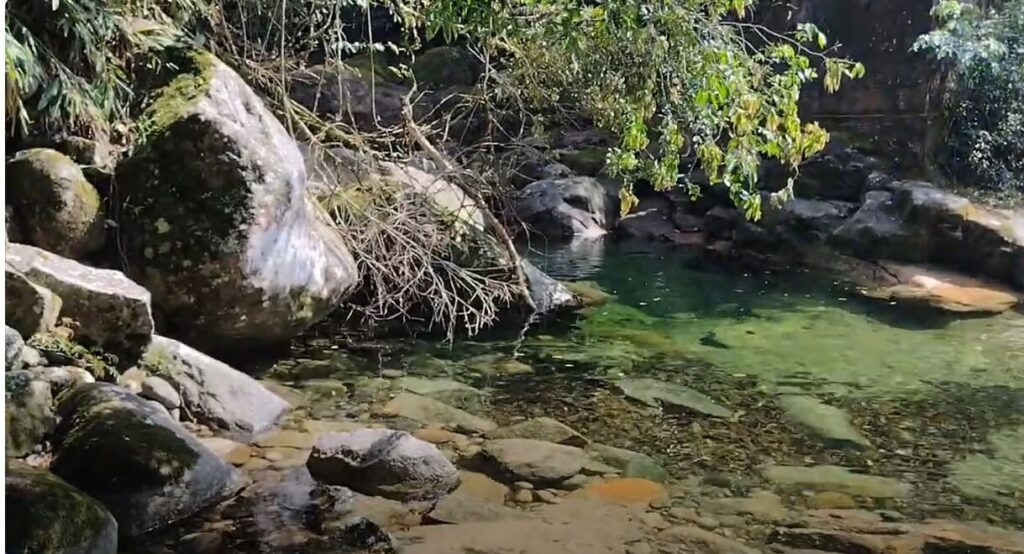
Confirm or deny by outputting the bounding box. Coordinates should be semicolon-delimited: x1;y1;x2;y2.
272;240;1024;522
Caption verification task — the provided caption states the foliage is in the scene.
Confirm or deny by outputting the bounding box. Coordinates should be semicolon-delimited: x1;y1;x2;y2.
4;0;205;139
913;0;1024;193
413;0;864;219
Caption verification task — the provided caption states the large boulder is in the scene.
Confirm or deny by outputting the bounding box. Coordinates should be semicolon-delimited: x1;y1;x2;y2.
307;428;460;501
6;462;118;554
117;52;358;350
6;243;153;358
5;370;56;457
139;335;289;436
6;264;62;338
5;148;105;258
522;260;576;314
516;177;620;239
51;383;246;537
412;46;482;88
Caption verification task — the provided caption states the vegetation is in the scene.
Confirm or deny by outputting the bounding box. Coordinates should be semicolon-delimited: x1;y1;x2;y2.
914;0;1024;194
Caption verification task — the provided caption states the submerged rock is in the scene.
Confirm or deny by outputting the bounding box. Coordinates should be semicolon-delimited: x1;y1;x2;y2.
479;438;589;485
523;260;578;314
6;148;105;258
383;392;497;433
762;465;910;499
487;417;588;447
6;462;118;554
392;376;484;410
6;243;154;358
516;176;620;239
51;383;245;537
863;269;1019;314
118;51;358;351
307;428;460;501
5;370;56;457
5;265;62;338
615;378;733;418
585;443;669;483
140;335;289;436
778;395;871;449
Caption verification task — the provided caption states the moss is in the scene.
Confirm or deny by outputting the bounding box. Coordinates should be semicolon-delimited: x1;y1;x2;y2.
564;280;615;307
28;332;118;380
138;50;217;138
6;463;115;553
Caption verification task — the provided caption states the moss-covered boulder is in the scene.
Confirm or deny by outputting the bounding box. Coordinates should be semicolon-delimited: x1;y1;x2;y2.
6;244;153;359
5;148;105;258
51;383;246;538
6;462;118;554
6;264;62;338
411;46;481;88
6;370;56;457
118;52;357;351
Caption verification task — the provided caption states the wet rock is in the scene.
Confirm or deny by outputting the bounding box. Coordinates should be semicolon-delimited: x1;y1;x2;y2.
703;207;743;241
585;443;669;483
762;198;859;240
307;428;459;501
616;378;733;418
762;465;909;499
564;280;615;307
487;417;588;447
463;353;535;376
658;525;762;554
863;269;1019;314
6;148;105;257
6;325;25;371
516;176;620;239
6;265;62;338
118;52;358;351
5;370;56;457
479;438;589;485
383;392;497;433
568;478;669;507
51;383;245;537
523;259;578;314
616;195;679;242
778;395;871;449
412;46;481;88
6;243;154;357
140;335;289;436
392;376;484;410
6;462;118;554
702;491;789;523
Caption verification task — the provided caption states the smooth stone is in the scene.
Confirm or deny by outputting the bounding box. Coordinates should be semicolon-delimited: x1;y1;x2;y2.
6;462;118;554
568;478;669;507
383;392;497;433
513;489;534;503
413;427;465;444
20;345;45;368
701;491;789;522
140;375;181;409
480;439;589;485
778;395;871;449
392;376;484;409
763;465;910;498
615;378;733;418
307;428;459;501
486;417;588;447
117;367;147;394
585;443;669;482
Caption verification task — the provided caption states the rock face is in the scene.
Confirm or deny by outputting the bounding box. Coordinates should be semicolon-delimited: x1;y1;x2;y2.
140;335;289;436
117;51;358;350
6;243;154;358
6;370;56;457
307;429;460;501
51;383;245;537
6;462;118;554
5;148;105;258
516;177;619;239
5;265;62;338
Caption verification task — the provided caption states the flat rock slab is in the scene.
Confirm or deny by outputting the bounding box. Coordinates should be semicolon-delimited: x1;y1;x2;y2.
141;335;289;436
763;465;910;499
487;417;588;447
481;438;589;485
383;392;496;433
615;378;733;418
585;443;669;483
568;478;669;507
392;376;484;409
778;395;871;449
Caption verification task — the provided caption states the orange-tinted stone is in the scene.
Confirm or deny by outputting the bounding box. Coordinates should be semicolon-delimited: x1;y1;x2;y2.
569;478;668;507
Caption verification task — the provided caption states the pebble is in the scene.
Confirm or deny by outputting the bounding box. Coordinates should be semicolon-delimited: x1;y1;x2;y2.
513;489;533;503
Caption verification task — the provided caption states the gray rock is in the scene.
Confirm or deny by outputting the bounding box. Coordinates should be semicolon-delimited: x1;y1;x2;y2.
117;52;358;351
616;378;733;418
140;335;289;436
51;383;246;537
384;392;497;433
584;443;669;483
6;325;25;371
762;465;909;498
27;366;80;395
487;417;588;447
6;243;154;358
20;345;44;368
480;438;589;485
5;265;62;338
307;428;460;501
778;395;871;449
762;198;858;239
412;46;481;88
140;375;181;409
426;493;523;524
5;370;55;457
831;190;921;261
516;176;620;239
6;461;118;554
392;376;485;410
522;260;577;314
6;148;105;258
616;195;678;242
703;207;742;240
